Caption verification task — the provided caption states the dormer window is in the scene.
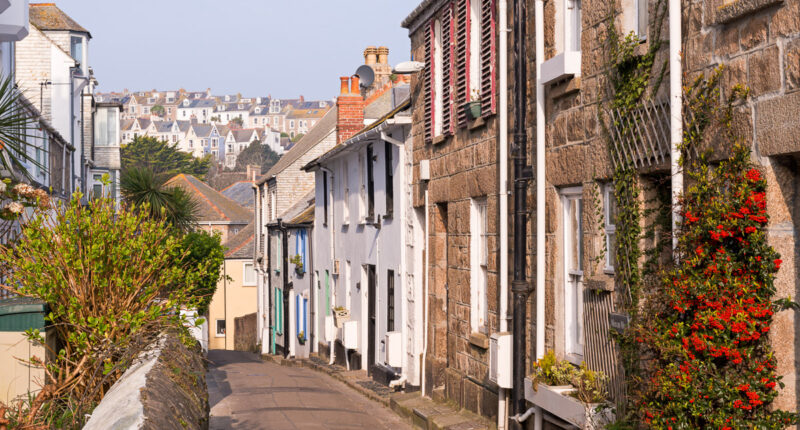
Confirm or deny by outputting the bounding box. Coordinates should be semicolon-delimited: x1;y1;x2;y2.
183;100;190;107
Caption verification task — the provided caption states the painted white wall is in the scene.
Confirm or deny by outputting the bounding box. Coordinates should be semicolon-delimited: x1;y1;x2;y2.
311;123;421;383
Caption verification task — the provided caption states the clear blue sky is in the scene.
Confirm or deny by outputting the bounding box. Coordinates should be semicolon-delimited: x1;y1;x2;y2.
51;0;419;100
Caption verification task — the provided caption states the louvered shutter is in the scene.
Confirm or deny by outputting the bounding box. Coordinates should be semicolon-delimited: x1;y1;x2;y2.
454;0;470;127
480;0;497;116
441;3;454;135
424;20;434;144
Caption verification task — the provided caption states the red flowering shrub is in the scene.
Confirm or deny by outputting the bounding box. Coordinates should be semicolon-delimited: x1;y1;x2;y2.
635;145;798;429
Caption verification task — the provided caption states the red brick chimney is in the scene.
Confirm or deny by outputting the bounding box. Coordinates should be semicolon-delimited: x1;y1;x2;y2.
336;76;364;145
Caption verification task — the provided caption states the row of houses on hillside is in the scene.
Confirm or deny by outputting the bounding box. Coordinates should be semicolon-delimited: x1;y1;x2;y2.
248;0;800;428
121;117;282;168
0;0;126;405
98;87;333;139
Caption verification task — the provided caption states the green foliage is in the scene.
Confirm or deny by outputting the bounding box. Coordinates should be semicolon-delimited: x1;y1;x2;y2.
179;231;225;315
120;167;199;233
530;351;609;404
150;104;165;116
228;116;244;127
234;139;281;173
121;135;211;180
0;75;46;179
633;145;798;428
0;192;204;427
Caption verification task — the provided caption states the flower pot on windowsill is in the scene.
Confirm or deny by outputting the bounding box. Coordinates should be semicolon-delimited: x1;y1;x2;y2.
297;332;307;345
464;101;482;121
294;267;305;277
333;308;350;328
523;378;613;428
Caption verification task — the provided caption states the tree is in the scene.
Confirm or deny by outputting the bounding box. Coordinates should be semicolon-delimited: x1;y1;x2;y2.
234;139;281;173
229;116;244;128
150;104;165;116
180;231;225;315
120;167;199;233
210;115;221;123
121;135;210;180
291;133;305;142
0;192;205;427
0;75;47;179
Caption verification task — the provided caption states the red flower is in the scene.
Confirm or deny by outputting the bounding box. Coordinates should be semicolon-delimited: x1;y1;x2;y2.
774;259;782;270
747;169;762;182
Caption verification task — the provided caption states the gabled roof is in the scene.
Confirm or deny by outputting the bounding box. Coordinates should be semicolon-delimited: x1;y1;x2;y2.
224;223;254;259
30;3;91;36
166;174;252;223
220;181;255;209
260;107;337;182
180;99;216;109
120;118;134;131
232;129;257;143
190;124;213;138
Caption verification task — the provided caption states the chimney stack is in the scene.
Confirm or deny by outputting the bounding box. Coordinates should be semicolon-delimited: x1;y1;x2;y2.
247;165;260;181
336;76;364;145
364;46;378;65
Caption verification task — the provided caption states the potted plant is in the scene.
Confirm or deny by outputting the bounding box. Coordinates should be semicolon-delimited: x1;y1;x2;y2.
289;254;304;276
297;331;306;344
524;351;613;428
332;306;350;328
464;88;482;121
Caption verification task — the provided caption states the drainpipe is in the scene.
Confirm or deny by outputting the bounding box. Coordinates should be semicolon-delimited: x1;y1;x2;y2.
497;0;510;427
267;220;273;354
421;188;430;397
669;0;682;251
510;0;531;428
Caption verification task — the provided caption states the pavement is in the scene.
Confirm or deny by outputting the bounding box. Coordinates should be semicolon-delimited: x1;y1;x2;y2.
207;349;413;430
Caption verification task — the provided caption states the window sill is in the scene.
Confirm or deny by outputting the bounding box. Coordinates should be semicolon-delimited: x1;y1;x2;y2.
432;134;447;145
468;116;487;131
469;332;490;349
707;0;783;25
540;51;582;86
585;277;613;292
215;334;226;338
243;284;257;287
547;77;581;100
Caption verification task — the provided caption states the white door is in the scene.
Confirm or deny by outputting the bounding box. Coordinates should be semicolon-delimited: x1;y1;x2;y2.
561;187;584;360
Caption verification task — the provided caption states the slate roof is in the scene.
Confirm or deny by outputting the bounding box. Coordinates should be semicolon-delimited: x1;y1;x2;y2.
191;124;213;138
30;3;90;35
177;120;192;133
220;181;255;209
232;129;257;143
180;99;216;109
166;174;252;223
261;107;337;181
154;121;173;133
224;223;254;259
120;118;134;131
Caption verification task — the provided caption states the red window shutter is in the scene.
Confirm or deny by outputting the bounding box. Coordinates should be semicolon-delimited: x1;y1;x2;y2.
454;0;470;128
480;0;497;116
441;3;454;135
424;20;434;144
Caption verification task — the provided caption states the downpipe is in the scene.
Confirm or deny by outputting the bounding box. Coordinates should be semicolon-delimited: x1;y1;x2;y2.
669;0;682;252
497;0;511;427
510;0;531;429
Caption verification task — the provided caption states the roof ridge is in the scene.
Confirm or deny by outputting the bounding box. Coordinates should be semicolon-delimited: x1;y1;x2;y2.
226;235;254;258
174;175;229;221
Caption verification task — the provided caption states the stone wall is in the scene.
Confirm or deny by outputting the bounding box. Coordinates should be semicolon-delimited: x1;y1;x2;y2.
234;312;258;352
408;8;502;420
83;332;208;430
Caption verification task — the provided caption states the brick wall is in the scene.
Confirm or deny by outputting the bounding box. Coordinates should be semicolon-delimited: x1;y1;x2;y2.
272;128;336;219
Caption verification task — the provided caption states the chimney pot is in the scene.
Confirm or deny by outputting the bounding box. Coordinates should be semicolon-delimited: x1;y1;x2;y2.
350;75;360;94
340;77;350;94
364;46;378;65
377;47;389;65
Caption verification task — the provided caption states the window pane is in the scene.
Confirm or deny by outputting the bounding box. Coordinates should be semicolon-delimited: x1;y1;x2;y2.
607;232;616;269
606;188;617;226
568;198;583;271
70;37;82;62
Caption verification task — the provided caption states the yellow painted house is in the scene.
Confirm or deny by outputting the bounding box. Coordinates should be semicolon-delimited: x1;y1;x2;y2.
208;223;258;351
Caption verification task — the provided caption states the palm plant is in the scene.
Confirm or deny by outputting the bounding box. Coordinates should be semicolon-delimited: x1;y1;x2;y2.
0;75;45;180
120;167;199;233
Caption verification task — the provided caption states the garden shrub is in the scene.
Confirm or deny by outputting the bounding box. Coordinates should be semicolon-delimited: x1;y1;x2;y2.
634;145;798;429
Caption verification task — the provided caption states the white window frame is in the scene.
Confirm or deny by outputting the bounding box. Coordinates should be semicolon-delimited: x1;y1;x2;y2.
215;319;226;337
469;0;482;95
559;0;582;53
470;197;489;334
603;183;616;274
433;19;444;137
342;164;350;225
636;0;648;40
243;262;256;286
561;186;584;362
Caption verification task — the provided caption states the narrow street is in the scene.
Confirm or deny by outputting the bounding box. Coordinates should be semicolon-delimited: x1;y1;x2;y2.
207;350;413;429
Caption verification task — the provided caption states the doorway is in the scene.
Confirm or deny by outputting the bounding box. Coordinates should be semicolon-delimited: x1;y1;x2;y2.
367;264;377;375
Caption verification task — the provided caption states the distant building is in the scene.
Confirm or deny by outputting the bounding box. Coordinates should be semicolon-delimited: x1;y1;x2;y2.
167;174;252;243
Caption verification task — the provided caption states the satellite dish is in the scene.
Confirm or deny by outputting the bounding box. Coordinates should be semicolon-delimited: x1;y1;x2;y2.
355;65;375;89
